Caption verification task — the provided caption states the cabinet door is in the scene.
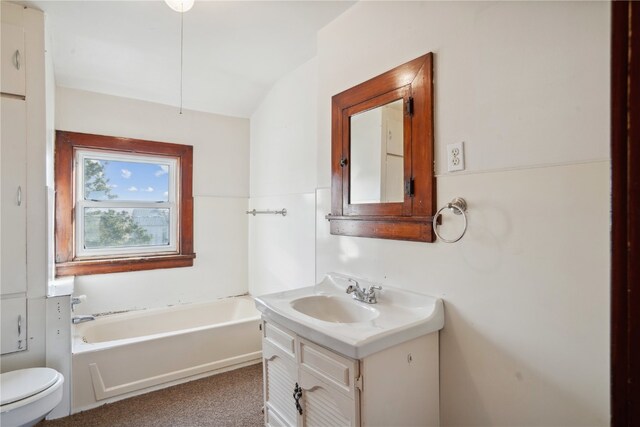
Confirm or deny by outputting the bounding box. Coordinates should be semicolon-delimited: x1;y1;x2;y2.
1;97;27;295
263;341;299;427
299;370;359;427
1;23;26;96
0;296;27;354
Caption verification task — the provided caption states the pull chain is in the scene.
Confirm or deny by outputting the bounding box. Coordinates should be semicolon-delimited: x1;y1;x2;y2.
180;9;184;115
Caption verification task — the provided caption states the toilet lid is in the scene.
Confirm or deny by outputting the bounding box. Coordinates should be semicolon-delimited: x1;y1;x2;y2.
0;368;60;406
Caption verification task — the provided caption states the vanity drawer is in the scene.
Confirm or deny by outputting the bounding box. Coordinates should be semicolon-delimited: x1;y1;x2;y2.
263;320;296;360
299;337;359;399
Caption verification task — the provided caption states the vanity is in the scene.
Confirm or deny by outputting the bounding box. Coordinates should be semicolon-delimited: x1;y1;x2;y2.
255;273;444;427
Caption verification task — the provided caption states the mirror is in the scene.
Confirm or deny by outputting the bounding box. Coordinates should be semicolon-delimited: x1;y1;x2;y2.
327;53;436;242
350;99;405;204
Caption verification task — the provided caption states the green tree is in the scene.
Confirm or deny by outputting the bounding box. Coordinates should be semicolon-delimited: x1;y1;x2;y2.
84;160;117;200
85;210;152;247
83;160;152;247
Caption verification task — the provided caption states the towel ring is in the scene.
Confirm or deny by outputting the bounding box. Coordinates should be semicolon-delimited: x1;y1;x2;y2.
433;197;468;243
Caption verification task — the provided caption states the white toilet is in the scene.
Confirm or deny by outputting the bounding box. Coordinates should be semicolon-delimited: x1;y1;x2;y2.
0;368;64;427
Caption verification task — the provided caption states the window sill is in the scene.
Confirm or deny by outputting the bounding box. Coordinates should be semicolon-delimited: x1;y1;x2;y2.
55;253;196;277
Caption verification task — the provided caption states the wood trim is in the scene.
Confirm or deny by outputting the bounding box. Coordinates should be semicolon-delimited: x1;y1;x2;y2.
56;254;196;277
54;131;195;277
326;215;435;223
409;53;436;219
328;217;434;243
629;2;640;421
54;132;74;263
331;54;431;110
611;1;640;425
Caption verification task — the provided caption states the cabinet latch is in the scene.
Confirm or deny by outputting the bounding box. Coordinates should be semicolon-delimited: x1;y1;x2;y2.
404;178;415;197
355;376;363;391
405;97;414;116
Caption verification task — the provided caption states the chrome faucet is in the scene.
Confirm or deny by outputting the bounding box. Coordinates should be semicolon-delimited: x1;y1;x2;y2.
71;296;85;312
346;278;382;304
72;315;95;324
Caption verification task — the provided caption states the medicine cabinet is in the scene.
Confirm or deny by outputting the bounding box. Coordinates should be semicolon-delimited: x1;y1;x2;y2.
326;53;436;242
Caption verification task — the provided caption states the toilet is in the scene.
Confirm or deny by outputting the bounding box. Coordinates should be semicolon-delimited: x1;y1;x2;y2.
0;368;64;427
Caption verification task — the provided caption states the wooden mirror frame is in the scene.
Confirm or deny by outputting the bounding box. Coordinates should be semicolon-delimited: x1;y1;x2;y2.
327;53;436;242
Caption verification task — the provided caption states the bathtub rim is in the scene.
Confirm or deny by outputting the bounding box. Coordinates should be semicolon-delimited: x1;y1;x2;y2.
72;295;260;354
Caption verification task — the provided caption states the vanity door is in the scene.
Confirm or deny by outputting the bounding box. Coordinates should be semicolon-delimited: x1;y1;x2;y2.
262;320;299;427
299;370;358;427
298;338;360;427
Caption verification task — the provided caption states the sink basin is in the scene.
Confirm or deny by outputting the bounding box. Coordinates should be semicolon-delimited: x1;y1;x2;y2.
290;295;379;323
255;273;444;359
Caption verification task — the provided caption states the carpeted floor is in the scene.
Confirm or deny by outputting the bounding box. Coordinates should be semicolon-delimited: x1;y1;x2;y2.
38;363;264;427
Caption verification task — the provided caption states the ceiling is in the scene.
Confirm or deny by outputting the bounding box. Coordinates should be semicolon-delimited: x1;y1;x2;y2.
23;1;354;118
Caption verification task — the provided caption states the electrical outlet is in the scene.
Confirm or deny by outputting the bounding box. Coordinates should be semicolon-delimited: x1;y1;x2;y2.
447;142;465;172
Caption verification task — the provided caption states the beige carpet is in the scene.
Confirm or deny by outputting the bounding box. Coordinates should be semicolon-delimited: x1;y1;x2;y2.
39;363;264;427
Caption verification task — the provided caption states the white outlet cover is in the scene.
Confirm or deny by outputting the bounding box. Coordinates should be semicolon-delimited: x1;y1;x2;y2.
447;142;465;172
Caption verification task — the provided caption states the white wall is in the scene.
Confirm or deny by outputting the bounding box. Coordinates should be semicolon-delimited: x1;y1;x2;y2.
251;1;611;425
56;87;250;314
248;58;318;296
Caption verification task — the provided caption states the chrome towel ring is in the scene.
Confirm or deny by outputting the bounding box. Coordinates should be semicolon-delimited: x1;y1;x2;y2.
433;197;468;243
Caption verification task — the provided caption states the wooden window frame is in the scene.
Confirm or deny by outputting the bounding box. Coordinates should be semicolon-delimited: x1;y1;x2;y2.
55;131;195;276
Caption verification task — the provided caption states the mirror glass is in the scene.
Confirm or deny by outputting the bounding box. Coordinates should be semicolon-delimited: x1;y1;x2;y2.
350;99;404;204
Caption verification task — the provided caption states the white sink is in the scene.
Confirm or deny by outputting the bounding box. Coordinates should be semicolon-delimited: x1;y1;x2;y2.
290;295;380;323
254;273;444;358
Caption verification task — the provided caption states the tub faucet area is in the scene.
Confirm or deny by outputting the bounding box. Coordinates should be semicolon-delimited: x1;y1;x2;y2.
72;315;95;324
71;295;87;312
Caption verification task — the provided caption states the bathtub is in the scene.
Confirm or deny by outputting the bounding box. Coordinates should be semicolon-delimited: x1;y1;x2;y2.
71;296;262;412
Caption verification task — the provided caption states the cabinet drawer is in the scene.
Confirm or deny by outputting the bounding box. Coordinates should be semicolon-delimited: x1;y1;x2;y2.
299;338;359;399
263;320;296;360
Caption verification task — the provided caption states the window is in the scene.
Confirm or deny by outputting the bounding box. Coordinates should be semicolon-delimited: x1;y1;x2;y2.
55;131;195;276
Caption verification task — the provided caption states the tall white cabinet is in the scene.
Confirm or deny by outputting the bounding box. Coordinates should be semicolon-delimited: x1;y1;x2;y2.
1;2;30;356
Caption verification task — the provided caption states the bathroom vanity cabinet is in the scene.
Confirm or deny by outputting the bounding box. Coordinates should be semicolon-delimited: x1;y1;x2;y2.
261;319;440;427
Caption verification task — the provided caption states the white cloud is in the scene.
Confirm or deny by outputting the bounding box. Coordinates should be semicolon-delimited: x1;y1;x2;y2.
121;169;132;179
109;184;118;189
142;187;154;192
164;191;169;197
128;186;138;192
155;165;169;177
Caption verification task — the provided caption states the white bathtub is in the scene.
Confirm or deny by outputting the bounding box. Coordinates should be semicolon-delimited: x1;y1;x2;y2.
71;296;262;412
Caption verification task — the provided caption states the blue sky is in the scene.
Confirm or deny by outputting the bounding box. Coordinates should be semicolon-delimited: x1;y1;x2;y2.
89;159;169;202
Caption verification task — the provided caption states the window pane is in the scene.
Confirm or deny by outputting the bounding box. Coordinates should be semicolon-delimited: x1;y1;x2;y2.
84;158;170;202
84;208;171;249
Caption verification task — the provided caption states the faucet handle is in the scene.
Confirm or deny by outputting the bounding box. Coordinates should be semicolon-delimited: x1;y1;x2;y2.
368;285;382;293
71;295;87;312
346;278;360;294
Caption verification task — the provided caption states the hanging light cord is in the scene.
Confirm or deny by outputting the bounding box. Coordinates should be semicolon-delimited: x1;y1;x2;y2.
179;8;184;114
